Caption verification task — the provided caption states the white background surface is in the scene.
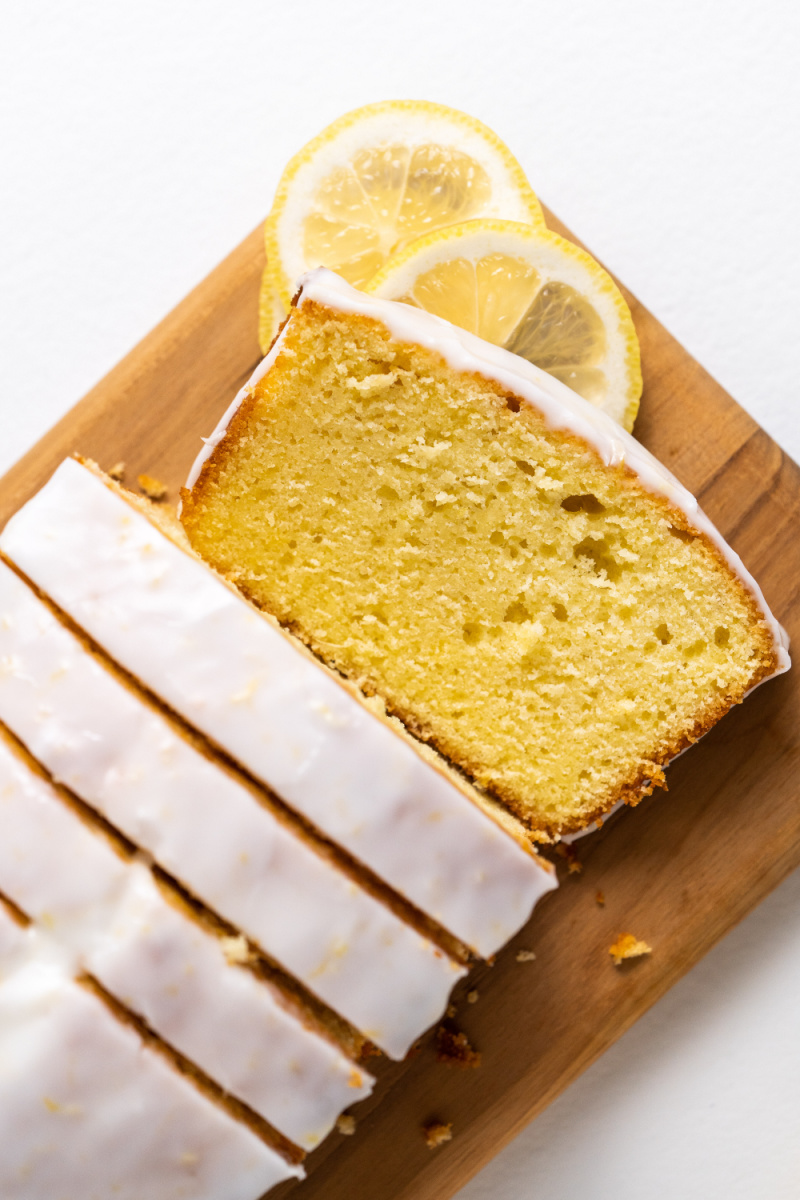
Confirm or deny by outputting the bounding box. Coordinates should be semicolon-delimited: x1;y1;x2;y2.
2;3;799;1197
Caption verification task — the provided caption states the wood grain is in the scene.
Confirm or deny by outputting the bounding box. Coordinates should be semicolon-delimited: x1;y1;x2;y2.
2;210;798;1200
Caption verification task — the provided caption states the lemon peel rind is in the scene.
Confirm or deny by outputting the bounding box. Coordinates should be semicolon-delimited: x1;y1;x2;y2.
265;100;544;309
365;218;642;432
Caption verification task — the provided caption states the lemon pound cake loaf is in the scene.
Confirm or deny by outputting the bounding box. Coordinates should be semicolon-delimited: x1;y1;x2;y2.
181;269;790;841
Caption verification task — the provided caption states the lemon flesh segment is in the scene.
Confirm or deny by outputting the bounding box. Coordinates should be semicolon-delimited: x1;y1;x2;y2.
366;220;642;432
267;100;543;307
505;280;607;367
474;254;541;345
303;147;494;282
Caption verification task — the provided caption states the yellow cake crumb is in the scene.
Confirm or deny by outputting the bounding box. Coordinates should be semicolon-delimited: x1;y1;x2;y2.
435;1020;481;1069
423;1120;453;1149
609;933;652;966
466;989;479;1004
336;1114;357;1136
516;949;536;963
138;473;167;502
555;843;582;874
220;934;250;965
108;461;126;482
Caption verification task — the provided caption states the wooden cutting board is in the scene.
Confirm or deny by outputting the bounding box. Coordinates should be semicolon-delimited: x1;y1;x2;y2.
2;210;798;1200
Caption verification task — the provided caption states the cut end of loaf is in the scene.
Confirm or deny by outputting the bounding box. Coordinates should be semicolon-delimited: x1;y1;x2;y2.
181;293;782;839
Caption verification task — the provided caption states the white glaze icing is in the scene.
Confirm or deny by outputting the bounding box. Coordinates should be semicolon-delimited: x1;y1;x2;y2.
0;732;373;1140
0;583;463;1063
0;459;556;960
0;960;301;1200
0;734;130;951
88;871;374;1149
186;267;790;678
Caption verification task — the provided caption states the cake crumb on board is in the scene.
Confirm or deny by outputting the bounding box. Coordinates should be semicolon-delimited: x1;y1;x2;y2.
596;890;606;906
609;933;652;966
466;989;479;1004
108;461;126;482
336;1114;357;1136
555;843;583;874
423;1120;453;1149
138;473;168;501
435;1020;481;1069
516;949;536;963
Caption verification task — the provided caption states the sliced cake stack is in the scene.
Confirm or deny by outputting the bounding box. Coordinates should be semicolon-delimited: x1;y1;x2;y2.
0;456;557;1197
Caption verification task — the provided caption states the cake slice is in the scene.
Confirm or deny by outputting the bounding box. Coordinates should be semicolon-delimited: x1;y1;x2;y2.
0;727;373;1146
180;268;790;839
0;457;555;955
0;667;463;1063
0;952;301;1199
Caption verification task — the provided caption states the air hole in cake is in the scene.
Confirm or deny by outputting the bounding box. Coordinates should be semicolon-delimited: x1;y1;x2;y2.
490;531;505;546
514;459;536;477
506;397;521;413
503;600;531;624
715;626;731;647
669;525;697;544
462;622;483;645
573;536;622;582
497;481;511;493
377;485;400;503
561;493;606;515
553;603;568;621
655;623;672;645
684;638;707;659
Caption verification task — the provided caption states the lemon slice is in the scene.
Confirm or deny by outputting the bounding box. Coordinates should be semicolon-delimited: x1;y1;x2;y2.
265;101;543;309
258;266;287;354
365;219;642;430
